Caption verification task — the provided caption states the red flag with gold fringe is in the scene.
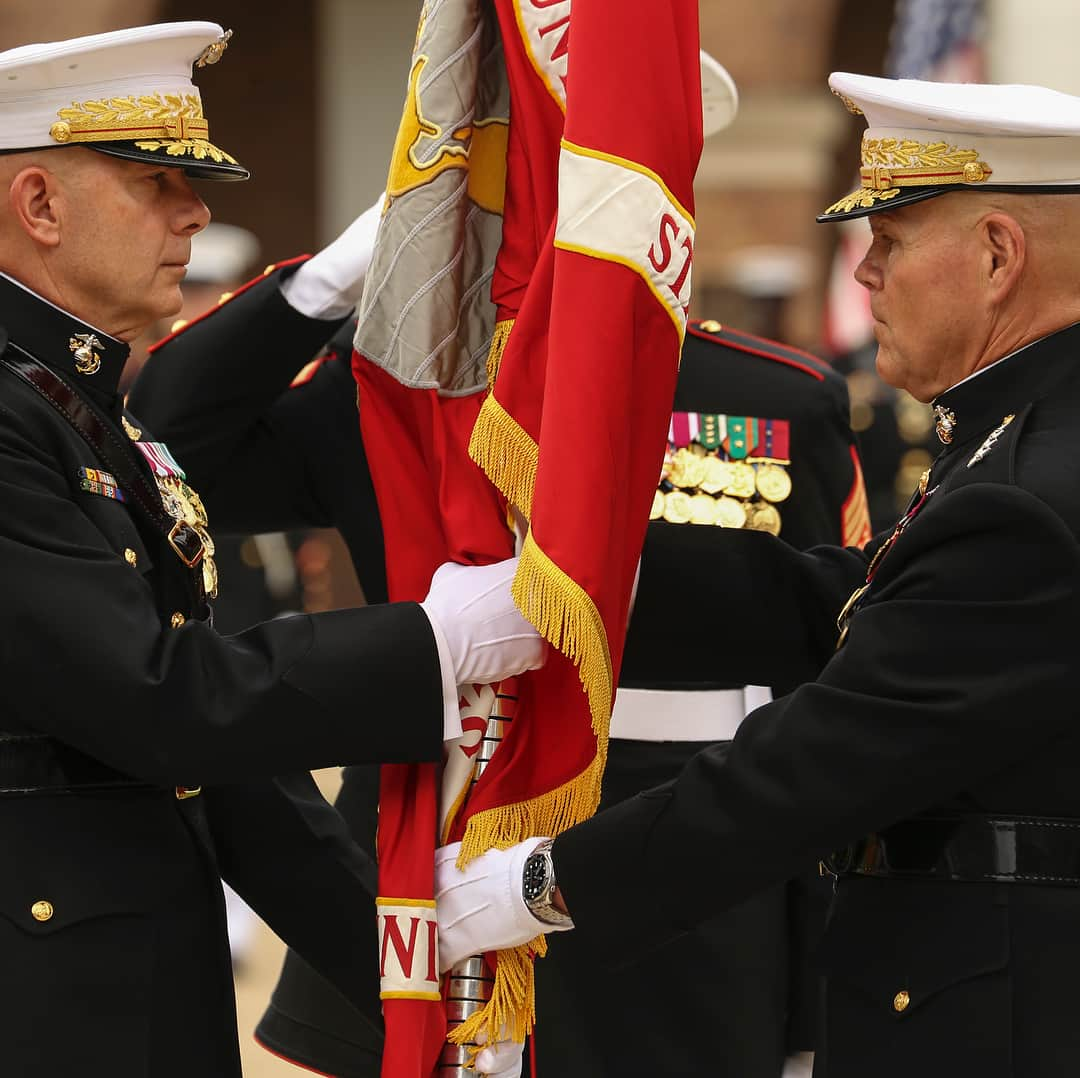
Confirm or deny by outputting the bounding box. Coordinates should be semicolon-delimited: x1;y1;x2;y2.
353;1;702;1072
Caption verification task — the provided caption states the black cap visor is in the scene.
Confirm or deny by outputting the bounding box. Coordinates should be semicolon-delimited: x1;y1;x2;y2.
818;182;1080;223
817;184;945;223
92;140;249;181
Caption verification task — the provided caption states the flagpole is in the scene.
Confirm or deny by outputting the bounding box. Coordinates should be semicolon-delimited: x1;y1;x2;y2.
438;704;509;1072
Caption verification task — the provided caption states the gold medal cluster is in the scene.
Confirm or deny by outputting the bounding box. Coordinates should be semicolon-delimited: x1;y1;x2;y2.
651;444;791;535
124;418;219;598
156;476;219;598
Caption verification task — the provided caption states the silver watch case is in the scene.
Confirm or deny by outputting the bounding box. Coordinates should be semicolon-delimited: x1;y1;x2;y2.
522;839;573;928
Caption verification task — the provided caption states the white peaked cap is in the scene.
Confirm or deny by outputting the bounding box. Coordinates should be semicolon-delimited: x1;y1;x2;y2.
820;71;1080;221
186;222;261;284
0;21;248;181
701;51;738;138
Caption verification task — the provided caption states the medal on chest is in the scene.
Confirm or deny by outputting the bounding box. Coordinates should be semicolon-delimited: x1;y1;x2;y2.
653;412;792;536
128;430;219;598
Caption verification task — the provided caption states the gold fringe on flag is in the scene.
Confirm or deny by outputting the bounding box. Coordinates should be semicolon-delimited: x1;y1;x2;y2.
486;317;515;388
451;526;615;868
446;937;547;1049
513;529;613;732
463;371;621;1048
448;529;618;1046
457;750;606;866
468;391;538;519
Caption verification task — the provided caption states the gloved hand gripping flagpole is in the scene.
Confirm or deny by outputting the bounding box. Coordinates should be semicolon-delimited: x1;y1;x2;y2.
439;692;514;1073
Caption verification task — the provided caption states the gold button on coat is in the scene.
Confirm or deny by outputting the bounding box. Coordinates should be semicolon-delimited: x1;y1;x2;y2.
31;900;54;922
123;547;138;567
170;612;186;628
893;990;910;1013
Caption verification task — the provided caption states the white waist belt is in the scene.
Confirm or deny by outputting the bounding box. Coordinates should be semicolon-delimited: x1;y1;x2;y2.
609;686;773;742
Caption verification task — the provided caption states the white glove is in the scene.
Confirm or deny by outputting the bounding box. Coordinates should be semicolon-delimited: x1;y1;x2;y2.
474;1029;524;1077
420;559;545;688
279;193;384;319
435;839;569;972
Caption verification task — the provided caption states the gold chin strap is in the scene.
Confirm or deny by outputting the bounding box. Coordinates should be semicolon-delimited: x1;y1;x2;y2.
860;136;993;189
48;93;238;165
51;93;208;144
823;136;993;216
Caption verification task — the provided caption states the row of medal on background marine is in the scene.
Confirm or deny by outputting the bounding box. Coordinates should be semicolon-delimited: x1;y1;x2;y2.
651;441;793;535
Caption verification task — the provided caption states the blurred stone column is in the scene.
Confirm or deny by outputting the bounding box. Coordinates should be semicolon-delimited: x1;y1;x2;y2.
987;0;1080;94
315;0;419;243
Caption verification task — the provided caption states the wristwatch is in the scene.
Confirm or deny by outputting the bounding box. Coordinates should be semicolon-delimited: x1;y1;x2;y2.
522;839;573;928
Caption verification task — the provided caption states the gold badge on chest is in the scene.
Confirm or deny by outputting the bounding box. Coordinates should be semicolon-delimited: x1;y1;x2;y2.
127;427;220;599
157;474;219;598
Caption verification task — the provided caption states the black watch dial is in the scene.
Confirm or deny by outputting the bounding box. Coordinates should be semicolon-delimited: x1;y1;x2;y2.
522;851;550;903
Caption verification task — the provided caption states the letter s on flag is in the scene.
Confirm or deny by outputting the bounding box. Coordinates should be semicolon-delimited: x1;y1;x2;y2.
555;140;696;339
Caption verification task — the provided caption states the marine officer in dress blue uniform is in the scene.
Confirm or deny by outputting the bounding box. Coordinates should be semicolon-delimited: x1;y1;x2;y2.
435;72;1080;1078
0;23;542;1078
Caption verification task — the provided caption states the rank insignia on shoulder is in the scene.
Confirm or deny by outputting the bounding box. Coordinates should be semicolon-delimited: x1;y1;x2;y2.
78;466;126;502
967;414;1015;468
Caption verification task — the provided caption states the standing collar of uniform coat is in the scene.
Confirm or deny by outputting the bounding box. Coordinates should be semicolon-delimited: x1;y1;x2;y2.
0;270;129;404
932;321;1080;449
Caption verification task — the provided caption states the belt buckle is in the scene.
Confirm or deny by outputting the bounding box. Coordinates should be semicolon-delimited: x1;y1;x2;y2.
175;785;202;800
168;521;205;568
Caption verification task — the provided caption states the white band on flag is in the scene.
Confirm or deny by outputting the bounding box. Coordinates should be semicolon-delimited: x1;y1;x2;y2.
555;139;696;339
513;0;571;111
376;899;441;1000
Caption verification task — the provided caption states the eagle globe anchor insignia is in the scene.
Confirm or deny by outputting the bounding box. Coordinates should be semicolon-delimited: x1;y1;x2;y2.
933;404;957;444
69;333;103;376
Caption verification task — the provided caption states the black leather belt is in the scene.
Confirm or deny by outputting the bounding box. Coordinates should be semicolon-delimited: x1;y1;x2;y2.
0;734;154;796
824;814;1080;886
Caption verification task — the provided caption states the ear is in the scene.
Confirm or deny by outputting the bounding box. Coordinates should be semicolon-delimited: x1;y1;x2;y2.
980;212;1025;304
7;166;63;248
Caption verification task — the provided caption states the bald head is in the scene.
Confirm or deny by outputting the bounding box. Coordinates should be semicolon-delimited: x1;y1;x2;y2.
977;191;1080;298
0;146;209;340
0;146;72;236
